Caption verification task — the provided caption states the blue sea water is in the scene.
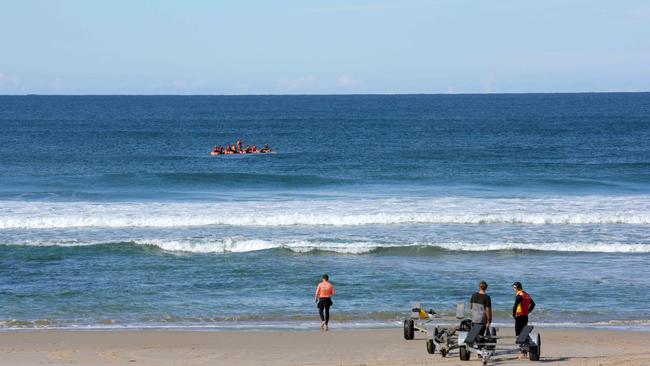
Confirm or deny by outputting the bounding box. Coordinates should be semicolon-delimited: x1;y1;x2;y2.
1;94;649;330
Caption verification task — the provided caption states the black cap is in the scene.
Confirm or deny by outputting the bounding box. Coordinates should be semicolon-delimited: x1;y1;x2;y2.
512;281;522;290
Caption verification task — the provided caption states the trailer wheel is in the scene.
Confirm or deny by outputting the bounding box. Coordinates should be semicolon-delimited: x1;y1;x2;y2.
529;334;541;361
459;346;470;361
459;319;473;331
426;339;436;354
403;319;415;340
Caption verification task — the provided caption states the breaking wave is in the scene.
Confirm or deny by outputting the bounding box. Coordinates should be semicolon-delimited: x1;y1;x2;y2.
1;195;650;229
138;239;650;254
3;238;649;254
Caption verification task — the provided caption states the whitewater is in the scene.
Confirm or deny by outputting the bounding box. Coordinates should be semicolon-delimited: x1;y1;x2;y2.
2;195;650;229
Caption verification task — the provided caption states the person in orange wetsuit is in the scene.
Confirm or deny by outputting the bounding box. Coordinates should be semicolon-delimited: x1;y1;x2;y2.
314;274;336;330
512;281;536;359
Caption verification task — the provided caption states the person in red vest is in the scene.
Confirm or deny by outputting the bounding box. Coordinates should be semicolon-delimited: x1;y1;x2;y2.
314;274;336;330
512;281;536;358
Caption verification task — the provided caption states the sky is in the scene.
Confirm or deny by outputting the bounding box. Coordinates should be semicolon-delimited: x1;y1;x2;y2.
1;0;649;94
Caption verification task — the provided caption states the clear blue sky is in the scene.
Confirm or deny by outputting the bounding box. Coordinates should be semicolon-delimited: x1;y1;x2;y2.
1;0;649;94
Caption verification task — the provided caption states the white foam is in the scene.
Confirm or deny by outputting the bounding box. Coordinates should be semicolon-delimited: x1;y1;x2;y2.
1;195;650;229
134;238;387;254
432;242;650;253
137;238;280;253
5;238;640;254
142;239;650;254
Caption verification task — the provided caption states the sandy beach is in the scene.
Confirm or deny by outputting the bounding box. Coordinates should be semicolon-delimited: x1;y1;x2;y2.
1;328;649;365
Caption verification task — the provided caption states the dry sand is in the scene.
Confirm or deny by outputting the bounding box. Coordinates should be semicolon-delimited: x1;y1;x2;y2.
0;328;649;365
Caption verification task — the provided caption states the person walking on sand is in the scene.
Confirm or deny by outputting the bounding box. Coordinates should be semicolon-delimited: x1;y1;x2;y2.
512;281;536;359
314;274;335;330
469;280;492;336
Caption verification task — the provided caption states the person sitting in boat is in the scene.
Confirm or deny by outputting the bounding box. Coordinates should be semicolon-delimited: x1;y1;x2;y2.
261;144;271;153
252;145;259;153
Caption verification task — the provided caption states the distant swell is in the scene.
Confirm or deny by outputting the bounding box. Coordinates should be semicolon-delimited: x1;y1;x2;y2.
1;196;650;229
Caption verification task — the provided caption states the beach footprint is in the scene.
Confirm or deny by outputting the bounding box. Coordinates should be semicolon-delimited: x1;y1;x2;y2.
47;350;77;363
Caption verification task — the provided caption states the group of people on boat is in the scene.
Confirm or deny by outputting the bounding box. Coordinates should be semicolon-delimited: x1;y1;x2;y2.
211;139;272;155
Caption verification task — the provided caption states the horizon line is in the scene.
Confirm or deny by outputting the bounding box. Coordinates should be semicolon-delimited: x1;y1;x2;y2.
2;91;650;97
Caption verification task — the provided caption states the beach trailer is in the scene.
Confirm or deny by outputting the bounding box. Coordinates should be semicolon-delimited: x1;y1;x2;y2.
404;303;541;364
458;323;541;365
403;303;466;357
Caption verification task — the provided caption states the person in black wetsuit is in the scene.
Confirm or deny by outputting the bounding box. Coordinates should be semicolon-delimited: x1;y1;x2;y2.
469;280;492;336
512;281;536;358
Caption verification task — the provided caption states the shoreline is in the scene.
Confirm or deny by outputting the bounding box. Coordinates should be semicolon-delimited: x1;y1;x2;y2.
1;328;649;365
2;321;650;332
3;320;650;332
5;321;650;333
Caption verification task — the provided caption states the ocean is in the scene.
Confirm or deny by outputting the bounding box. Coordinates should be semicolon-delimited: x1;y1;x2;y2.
1;93;649;330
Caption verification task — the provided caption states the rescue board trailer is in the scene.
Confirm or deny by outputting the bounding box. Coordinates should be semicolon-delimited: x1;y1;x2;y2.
403;302;541;365
403;303;467;357
458;323;540;365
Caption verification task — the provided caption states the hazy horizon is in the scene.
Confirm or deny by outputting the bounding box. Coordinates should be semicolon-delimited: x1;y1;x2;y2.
3;91;650;96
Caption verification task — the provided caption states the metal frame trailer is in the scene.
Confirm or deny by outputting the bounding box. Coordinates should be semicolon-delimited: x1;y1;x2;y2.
458;324;541;365
403;303;468;357
403;303;541;365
